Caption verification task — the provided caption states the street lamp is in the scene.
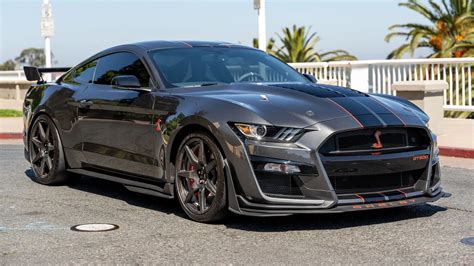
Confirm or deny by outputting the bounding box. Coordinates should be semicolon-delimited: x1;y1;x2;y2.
41;0;54;80
254;0;266;52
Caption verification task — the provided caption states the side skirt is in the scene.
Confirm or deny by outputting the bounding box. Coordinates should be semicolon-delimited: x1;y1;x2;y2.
67;168;174;199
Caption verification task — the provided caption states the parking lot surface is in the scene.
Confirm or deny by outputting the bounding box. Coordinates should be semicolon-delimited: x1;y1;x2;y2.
1;144;473;264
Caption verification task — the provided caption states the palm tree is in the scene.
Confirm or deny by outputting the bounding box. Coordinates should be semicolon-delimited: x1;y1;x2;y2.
272;25;357;62
385;0;474;58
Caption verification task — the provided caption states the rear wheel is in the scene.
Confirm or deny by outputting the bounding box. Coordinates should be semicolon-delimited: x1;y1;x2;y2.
28;115;70;185
175;132;228;223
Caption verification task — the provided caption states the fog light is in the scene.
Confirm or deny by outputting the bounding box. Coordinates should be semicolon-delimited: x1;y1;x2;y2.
264;163;301;174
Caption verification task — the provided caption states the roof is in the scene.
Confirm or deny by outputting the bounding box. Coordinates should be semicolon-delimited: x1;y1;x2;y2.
131;40;253;50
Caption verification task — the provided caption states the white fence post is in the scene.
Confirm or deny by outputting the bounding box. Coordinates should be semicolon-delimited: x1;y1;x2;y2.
348;63;370;93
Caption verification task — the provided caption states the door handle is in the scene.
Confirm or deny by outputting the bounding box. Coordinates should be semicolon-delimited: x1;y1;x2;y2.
79;100;93;108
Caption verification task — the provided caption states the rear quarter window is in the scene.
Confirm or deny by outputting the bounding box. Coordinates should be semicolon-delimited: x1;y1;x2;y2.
73;60;97;83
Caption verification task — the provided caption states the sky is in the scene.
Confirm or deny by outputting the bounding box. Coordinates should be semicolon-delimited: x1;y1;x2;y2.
0;0;429;67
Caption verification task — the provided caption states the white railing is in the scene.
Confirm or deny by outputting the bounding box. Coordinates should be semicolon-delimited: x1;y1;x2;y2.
289;62;351;87
290;58;474;112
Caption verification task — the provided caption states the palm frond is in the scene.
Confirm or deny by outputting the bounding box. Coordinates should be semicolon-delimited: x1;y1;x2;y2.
429;0;445;16
385;31;411;42
387;44;412;59
323;54;358;62
389;23;437;35
399;0;439;21
271;25;357;62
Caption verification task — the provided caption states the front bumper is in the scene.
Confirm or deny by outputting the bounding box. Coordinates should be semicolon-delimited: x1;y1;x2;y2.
221;121;443;217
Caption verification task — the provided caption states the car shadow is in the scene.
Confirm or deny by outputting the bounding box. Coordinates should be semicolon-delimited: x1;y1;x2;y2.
24;169;448;229
24;169;184;218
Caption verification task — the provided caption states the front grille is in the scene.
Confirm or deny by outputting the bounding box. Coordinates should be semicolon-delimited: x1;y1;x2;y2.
329;168;424;194
319;127;430;195
320;127;430;156
254;171;304;198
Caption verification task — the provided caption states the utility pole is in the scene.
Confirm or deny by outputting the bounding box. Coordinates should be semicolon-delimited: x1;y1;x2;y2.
254;0;266;52
41;0;54;80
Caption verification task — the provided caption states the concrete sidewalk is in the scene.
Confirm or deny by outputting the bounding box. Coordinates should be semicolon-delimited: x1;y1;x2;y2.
440;156;474;170
0;117;23;133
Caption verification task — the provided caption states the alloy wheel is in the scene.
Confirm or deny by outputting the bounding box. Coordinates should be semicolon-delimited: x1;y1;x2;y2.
29;119;55;178
176;138;219;214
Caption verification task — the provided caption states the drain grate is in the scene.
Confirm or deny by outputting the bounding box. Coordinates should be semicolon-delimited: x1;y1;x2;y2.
71;223;119;232
460;236;474;246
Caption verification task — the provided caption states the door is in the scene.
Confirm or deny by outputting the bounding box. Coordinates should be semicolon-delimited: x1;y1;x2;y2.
77;52;162;179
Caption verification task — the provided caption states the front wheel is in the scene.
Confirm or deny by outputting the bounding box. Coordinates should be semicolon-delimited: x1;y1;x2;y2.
175;132;228;223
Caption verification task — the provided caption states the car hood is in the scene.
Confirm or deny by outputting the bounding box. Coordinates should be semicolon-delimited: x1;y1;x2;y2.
175;82;428;128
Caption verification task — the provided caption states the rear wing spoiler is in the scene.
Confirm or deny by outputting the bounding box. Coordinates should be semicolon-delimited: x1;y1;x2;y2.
23;66;71;83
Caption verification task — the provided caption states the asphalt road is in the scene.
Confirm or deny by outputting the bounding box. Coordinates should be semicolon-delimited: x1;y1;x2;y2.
1;144;473;264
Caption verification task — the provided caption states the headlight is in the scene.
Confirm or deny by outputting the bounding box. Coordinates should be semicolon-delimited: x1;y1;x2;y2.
234;123;267;139
231;122;303;142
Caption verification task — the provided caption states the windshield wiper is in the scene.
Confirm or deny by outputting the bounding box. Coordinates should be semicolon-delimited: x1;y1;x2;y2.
181;82;227;88
199;82;226;87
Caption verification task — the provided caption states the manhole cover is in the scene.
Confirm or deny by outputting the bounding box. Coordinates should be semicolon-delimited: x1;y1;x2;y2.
460;237;474;246
71;223;119;232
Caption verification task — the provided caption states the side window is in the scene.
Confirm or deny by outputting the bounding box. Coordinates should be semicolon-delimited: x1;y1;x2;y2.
74;60;97;83
94;52;150;87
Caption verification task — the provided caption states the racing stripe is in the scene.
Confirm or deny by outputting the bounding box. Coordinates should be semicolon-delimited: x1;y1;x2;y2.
330;97;384;127
350;97;387;127
369;96;407;126
357;97;405;126
326;98;364;128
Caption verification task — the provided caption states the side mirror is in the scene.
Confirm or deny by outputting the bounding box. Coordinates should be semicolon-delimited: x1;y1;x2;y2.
111;75;141;89
303;73;317;83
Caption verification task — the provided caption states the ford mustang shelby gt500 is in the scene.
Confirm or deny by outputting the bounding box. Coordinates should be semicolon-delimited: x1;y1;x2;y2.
23;41;443;222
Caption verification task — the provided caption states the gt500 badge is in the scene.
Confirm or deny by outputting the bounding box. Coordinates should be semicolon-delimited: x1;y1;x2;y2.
412;155;429;161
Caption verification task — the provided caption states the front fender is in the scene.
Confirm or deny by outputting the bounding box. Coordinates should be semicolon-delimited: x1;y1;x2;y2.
162;95;266;191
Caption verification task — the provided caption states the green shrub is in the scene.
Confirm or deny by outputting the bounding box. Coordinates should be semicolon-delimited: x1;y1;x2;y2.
0;109;23;117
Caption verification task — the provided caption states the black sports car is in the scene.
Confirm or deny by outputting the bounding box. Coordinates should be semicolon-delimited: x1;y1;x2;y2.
22;41;443;222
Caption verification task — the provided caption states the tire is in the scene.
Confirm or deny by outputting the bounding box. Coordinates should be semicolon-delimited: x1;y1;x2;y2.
174;132;228;223
28;114;70;185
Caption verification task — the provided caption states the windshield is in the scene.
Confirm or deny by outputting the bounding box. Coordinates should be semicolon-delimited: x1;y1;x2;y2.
149;47;309;88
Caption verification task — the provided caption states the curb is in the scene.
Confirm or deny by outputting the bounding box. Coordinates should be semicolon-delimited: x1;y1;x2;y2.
439;146;474;159
0;133;23;139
